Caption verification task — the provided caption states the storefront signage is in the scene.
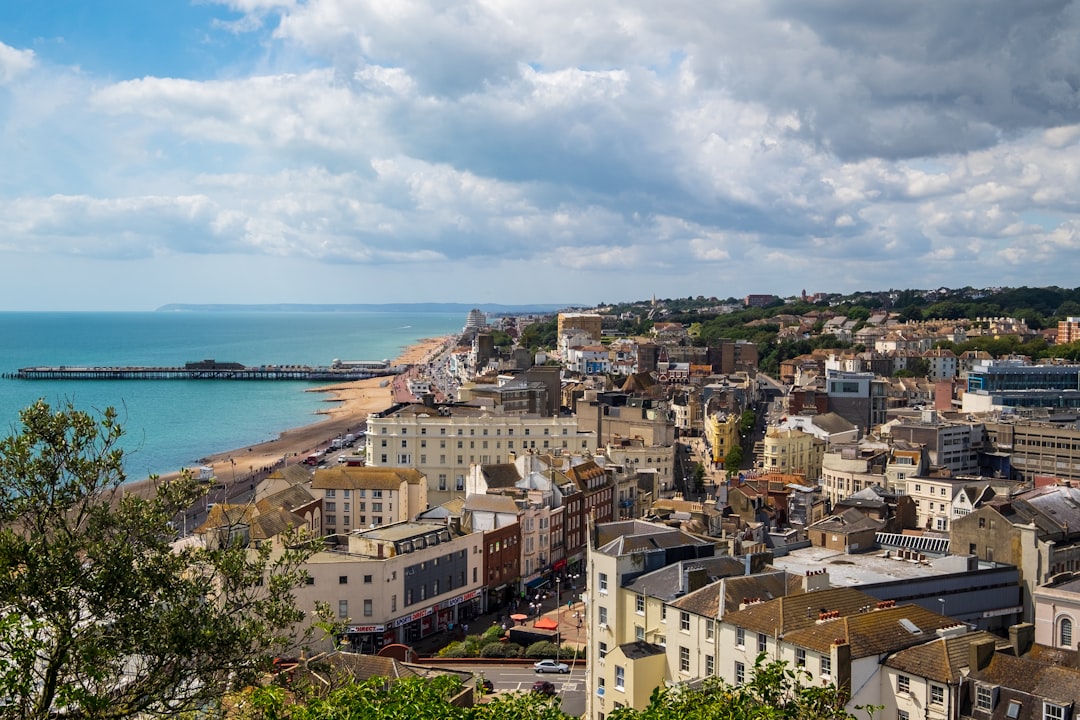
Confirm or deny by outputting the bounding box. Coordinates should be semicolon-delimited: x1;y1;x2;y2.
392;588;483;627
347;624;385;633
390;607;433;628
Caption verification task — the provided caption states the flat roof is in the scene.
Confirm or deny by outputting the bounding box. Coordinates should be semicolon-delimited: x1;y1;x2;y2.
771;546;960;587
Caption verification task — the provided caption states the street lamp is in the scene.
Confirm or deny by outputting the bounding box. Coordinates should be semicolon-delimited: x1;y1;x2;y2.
555;577;562;663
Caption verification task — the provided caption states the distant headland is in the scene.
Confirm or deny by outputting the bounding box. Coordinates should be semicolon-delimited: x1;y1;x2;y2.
155;302;570;314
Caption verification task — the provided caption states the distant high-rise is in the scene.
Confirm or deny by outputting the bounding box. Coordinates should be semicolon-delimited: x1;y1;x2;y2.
464;308;487;331
1059;316;1080;345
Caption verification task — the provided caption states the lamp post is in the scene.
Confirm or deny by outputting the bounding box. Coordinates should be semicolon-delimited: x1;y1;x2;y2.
555;576;561;663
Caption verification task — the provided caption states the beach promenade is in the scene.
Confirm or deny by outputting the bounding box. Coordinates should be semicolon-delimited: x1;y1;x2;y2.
123;335;455;500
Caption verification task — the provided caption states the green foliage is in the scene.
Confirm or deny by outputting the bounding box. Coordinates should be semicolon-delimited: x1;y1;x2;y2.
896;357;929;378
739;410;756;435
489;329;514;348
724;447;744;476
238;674;570;720
0;400;317;720
524;641;560;658
519;318;559;350
436;641;471;658
607;657;853;720
480;641;524;658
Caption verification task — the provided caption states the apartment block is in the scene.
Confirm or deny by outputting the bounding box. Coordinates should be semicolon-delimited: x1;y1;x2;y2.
585;521;715;720
365;403;593;506
293;521;485;653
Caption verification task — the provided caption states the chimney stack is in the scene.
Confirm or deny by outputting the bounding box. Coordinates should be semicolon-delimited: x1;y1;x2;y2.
1008;623;1035;657
968;637;995;671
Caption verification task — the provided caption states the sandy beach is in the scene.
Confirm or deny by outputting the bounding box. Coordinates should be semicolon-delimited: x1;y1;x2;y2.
126;335;453;499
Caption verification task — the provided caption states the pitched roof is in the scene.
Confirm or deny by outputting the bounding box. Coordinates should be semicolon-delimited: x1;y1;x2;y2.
885;630;998;682
721;587;879;638
480;463;522;489
250;506;308;540
807;507;885;534
628;556;746;603
811;412;858;435
463;493;520;515
784;604;958;658
596;525;713;557
967;652;1080;709
256;483;316;515
311;466;422;490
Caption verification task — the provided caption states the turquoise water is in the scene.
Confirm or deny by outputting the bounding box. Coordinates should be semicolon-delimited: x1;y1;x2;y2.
0;312;462;480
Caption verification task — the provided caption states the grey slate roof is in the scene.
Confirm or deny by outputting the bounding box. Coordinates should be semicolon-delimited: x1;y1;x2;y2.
808;507;885;534
625;556;746;602
619;641;666;659
480;463;522;489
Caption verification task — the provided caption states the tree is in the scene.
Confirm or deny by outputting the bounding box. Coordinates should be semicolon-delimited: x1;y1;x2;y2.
608;657;855;720
0;400;318;719
724;446;744;476
237;674;570;720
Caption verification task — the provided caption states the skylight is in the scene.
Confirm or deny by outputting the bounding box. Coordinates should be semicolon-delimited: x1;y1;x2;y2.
899;618;922;635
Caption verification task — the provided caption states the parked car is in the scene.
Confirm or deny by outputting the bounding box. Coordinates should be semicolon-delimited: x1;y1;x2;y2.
531;680;556;695
533;659;569;674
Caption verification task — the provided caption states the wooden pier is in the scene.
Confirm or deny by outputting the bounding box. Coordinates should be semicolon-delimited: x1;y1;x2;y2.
4;359;397;382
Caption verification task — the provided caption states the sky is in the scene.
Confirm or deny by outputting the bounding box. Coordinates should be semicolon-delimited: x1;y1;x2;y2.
2;1;1080;310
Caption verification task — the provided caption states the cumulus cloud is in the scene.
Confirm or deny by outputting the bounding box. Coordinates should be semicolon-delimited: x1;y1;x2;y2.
2;0;1080;307
0;42;34;83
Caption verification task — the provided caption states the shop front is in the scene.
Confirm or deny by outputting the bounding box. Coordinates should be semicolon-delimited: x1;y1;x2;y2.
389;588;485;644
340;623;392;654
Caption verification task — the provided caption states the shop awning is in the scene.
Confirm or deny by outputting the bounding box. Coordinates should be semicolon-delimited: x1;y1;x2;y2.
525;577;549;589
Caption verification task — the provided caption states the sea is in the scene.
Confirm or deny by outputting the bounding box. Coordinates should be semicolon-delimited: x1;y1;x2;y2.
0;311;464;481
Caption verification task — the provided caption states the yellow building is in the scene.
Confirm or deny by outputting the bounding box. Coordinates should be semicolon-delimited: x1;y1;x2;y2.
704;412;740;467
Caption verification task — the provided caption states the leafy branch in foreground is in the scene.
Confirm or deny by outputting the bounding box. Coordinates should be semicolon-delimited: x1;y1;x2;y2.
609;656;854;720
0;400;318;719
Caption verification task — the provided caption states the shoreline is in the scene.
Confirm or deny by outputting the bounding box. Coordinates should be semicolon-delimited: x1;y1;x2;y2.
124;335;454;499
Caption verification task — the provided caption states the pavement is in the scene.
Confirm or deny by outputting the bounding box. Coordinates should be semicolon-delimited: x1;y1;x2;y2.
411;588;587;658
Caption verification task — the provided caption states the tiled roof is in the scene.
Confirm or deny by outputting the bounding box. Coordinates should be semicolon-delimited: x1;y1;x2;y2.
464;493;519;515
250;506;308;540
311;466;422;490
480;463;522;488
197;503;256;532
885;630;998;682
784;604;958;658
718;572;805;617
721;587;879;638
256;483;316;515
968;652;1080;708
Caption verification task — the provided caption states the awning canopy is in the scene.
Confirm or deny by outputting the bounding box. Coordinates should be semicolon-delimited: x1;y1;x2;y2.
525;577;549;589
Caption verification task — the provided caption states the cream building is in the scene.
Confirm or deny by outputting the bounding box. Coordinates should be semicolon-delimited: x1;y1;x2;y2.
293;521;485;653
309;466;427;535
904;474;989;532
585;521;715;720
760;426;825;480
819;444;890;507
365;404;593;506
